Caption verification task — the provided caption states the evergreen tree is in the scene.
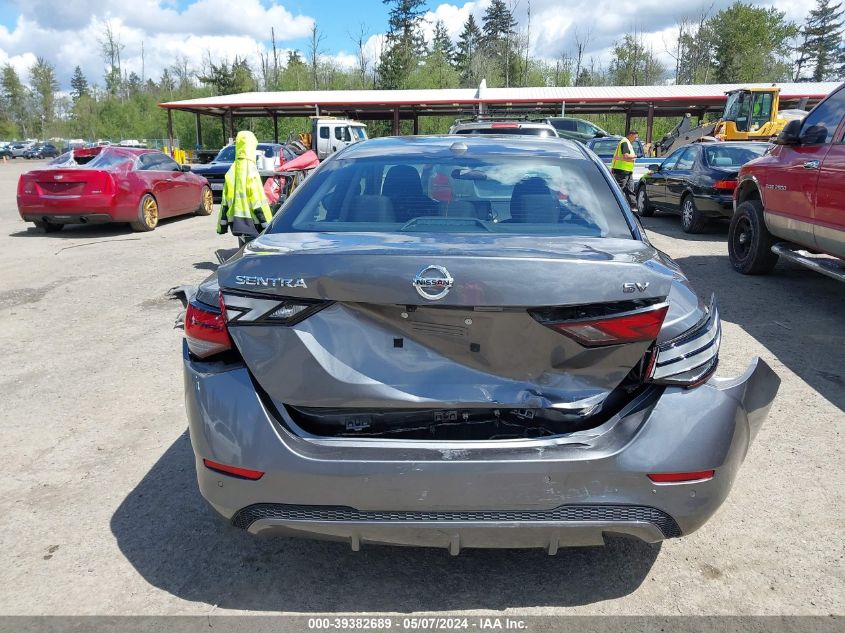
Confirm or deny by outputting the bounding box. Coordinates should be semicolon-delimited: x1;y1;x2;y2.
379;0;427;89
481;0;517;86
795;0;844;80
427;20;458;88
455;14;484;87
70;66;89;102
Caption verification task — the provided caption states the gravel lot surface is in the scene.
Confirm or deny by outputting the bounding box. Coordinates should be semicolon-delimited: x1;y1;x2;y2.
0;158;842;616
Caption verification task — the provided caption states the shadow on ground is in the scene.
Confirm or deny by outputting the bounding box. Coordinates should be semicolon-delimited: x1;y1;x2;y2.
8;215;196;239
643;214;845;412
111;433;660;612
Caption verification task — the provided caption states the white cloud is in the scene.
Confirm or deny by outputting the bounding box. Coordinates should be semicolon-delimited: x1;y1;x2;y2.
0;0;314;88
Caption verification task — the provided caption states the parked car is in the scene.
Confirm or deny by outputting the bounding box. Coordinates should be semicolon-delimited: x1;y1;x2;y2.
545;116;609;143
23;143;60;159
17;147;213;232
449;118;559;137
9;142;31;158
730;83;845;281
636;141;769;233
191;142;295;202
0;145;12;159
587;135;652;197
183;134;779;552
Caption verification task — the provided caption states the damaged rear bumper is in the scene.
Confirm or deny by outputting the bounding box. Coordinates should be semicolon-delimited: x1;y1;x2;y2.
184;343;779;551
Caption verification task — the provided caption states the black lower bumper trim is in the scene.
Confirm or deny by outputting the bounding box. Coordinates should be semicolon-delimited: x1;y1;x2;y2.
231;503;682;538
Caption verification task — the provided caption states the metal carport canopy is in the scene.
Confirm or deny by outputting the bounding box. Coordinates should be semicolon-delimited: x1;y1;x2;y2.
160;82;839;119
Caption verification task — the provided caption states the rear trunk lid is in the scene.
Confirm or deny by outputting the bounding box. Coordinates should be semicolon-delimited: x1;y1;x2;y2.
217;233;676;428
21;169;114;197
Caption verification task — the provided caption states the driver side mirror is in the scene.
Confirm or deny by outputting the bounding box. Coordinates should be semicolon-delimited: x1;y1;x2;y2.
648;163;661;171
180;164;192;172
775;119;802;145
594;131;606;138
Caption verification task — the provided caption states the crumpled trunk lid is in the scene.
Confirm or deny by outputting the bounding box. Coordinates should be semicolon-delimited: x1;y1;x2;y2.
217;233;676;419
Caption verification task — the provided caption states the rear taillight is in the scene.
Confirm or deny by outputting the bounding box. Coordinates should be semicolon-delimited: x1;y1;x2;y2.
543;304;669;347
221;291;329;326
713;180;737;190
491;122;519;128
185;300;232;358
649;297;720;387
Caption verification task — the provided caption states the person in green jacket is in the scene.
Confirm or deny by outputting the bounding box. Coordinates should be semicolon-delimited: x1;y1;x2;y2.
217;130;273;245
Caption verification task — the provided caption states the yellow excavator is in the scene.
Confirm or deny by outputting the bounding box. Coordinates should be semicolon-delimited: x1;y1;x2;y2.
653;86;808;156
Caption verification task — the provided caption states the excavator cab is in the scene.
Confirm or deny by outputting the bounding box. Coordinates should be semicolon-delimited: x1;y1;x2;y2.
715;88;780;139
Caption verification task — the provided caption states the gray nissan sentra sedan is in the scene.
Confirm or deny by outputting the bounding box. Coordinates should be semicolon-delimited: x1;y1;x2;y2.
183;135;780;553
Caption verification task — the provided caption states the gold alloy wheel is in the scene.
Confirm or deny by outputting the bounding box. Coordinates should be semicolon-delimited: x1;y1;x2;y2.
143;196;159;227
202;187;213;213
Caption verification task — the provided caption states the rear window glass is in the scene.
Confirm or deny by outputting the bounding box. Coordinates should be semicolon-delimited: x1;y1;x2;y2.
703;144;767;167
589;139;645;157
455;127;557;138
215;146;235;162
86;151;132;170
268;153;632;238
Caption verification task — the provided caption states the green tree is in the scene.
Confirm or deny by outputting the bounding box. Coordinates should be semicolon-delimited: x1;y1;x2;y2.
70;66;89;102
29;57;59;136
198;57;255;95
426;20;458;88
1;63;29;137
481;0;518;86
379;0;427;89
709;2;797;83
795;0;844;80
609;32;666;85
455;14;486;87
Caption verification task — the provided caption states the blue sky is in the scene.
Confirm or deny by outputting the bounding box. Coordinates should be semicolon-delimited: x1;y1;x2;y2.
0;0;815;89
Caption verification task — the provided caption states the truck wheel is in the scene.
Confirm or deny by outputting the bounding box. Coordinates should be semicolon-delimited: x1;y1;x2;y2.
130;194;159;231
636;185;655;217
33;220;63;233
680;194;706;233
195;185;214;216
729;200;779;274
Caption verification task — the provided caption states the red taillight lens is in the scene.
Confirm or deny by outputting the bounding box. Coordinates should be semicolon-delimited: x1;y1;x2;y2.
648;470;715;483
203;459;264;480
549;305;669;347
713;180;737;190
185;301;232;358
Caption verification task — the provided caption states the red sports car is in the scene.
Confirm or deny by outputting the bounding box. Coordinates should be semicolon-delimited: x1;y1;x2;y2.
17;146;213;232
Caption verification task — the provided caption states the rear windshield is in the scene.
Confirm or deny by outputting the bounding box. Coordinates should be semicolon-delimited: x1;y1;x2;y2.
589;139;645;157
703;144;767;167
268;153;632;238
215;145;277;161
455;127;557;138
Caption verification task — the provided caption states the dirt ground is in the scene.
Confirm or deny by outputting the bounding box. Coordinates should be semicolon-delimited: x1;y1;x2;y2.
0;158;842;616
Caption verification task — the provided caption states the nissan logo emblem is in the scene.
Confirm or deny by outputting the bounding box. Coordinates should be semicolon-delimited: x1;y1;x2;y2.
412;265;454;300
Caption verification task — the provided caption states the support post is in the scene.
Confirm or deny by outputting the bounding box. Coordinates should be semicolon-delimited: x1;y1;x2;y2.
412;115;419;135
392;107;400;135
194;113;202;149
166;108;174;152
624;109;632;135
273;114;279;143
226;110;234;143
646;103;654;145
221;115;226;144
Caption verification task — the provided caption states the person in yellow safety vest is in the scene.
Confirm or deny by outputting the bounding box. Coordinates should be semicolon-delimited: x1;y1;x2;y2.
611;129;639;206
216;130;273;246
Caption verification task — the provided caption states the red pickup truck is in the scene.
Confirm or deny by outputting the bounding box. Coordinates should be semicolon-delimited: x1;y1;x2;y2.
730;83;845;282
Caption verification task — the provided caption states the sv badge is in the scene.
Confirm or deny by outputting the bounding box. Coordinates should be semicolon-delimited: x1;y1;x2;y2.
622;282;650;293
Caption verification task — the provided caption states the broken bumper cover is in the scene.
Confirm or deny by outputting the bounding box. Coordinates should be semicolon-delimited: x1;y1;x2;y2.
184;342;780;551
